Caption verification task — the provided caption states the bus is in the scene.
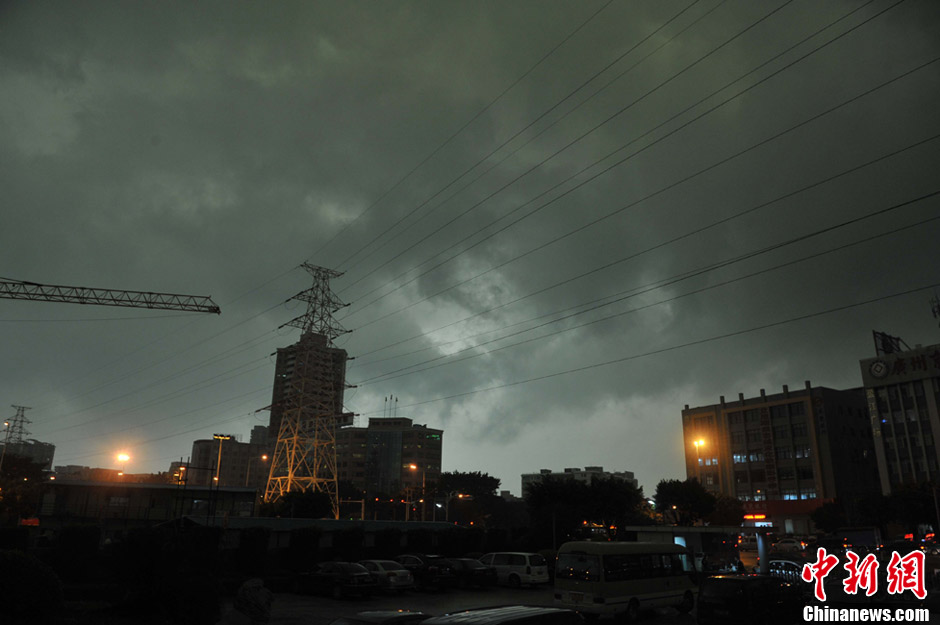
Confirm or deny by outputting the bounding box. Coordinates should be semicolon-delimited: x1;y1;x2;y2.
553;541;696;621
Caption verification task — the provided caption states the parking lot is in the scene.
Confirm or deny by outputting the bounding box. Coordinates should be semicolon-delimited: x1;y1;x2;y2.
262;584;697;625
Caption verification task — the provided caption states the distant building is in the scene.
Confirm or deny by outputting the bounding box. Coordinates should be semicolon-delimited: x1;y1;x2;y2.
188;434;272;490
2;439;55;470
335;417;443;496
859;338;940;494
267;333;350;443
521;466;639;496
682;382;880;533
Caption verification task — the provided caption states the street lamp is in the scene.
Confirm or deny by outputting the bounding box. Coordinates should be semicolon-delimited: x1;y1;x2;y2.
117;453;130;479
408;463;426;521
246;453;269;487
212;434;233;518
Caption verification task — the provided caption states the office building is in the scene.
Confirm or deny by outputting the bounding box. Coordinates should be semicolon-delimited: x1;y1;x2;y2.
521;466;639;496
335;417;443;496
859;338;940;494
188;434;272;490
682;382;880;533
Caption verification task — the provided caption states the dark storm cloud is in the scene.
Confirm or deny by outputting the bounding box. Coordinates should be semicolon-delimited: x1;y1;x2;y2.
2;0;939;494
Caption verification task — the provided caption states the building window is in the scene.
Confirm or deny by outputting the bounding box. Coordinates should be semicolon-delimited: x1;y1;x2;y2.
789;402;806;416
778;468;795;481
748;452;764;462
800;490;817;500
735;471;748;484
728;411;743;425
795;447;811;459
733;454;747;464
791;423;808;438
745;409;761;423
747;430;762;444
781;489;798;500
771;405;788;419
731;432;745;447
773;425;789;439
776;446;793;460
798;467;814;480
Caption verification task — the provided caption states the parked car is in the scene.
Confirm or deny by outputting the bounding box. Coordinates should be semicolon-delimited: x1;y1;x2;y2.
296;562;377;599
764;555;810;588
696;574;802;625
328;611;431;625
359;560;415;592
479;552;549;587
395;554;458;591
772;538;805;552
422;606;583;625
446;558;497;587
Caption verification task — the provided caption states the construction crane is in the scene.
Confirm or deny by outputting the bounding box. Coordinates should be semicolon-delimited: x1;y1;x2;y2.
0;278;220;314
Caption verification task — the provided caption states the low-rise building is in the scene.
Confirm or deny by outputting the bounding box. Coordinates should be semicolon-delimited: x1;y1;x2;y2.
521;466;639;496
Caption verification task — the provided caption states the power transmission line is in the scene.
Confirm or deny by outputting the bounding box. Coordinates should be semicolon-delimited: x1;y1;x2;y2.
355;279;940;416
338;0;797;303
346;25;931;332
356;192;939;385
334;0;711;279
349;131;939;365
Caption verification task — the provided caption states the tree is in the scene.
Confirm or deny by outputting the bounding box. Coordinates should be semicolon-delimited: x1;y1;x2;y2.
706;494;746;526
436;471;500;499
0;454;48;526
654;478;716;525
524;476;647;546
810;501;846;534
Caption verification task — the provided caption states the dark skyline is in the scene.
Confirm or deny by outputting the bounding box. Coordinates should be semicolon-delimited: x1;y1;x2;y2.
1;1;939;495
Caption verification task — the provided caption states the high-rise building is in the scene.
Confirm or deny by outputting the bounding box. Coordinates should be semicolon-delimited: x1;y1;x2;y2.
335;417;443;496
521;466;639;496
681;382;880;533
859;339;940;494
267;332;350;442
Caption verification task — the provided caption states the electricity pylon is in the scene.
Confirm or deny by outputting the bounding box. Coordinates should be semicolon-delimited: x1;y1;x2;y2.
264;264;350;518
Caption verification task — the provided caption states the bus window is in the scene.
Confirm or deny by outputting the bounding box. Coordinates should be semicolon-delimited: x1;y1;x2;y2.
603;554;641;581
556;553;601;582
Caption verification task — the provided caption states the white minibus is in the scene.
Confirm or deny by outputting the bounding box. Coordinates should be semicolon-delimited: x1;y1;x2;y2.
553;541;696;621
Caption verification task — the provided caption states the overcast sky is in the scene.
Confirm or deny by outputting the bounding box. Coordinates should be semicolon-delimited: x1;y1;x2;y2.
2;0;939;496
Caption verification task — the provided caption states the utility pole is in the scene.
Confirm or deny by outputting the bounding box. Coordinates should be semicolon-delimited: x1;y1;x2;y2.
264;264;353;519
0;405;31;474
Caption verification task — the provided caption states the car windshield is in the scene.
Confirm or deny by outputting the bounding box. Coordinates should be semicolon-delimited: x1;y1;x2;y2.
377;560;406;570
556;553;600;582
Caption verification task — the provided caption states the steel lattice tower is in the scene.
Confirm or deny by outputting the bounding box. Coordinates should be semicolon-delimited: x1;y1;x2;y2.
264;264;349;518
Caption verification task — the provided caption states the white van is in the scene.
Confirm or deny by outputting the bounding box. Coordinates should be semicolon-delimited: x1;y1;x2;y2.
478;552;550;587
554;541;695;621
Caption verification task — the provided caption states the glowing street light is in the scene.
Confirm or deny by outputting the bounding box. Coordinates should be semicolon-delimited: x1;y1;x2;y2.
116;453;130;479
692;439;706;484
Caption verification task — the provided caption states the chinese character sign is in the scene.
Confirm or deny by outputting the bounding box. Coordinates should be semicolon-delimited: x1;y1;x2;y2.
801;548;927;601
